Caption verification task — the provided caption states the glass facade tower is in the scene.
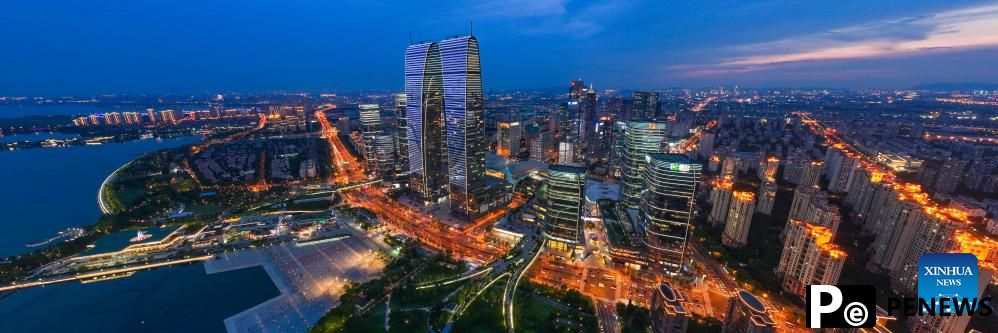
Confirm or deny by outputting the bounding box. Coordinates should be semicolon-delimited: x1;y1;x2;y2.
621;120;669;208
440;36;487;219
543;164;588;249
640;153;701;275
405;42;447;204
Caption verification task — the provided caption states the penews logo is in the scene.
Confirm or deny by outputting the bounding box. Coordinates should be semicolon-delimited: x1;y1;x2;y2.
807;285;876;328
918;253;978;314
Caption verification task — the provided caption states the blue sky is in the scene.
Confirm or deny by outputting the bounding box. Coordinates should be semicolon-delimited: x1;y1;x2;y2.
2;0;998;95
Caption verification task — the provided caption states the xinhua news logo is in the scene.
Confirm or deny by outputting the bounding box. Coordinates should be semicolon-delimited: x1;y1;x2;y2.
807;285;877;328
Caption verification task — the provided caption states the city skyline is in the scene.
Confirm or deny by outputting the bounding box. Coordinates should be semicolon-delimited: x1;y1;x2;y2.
1;4;996;333
4;1;998;95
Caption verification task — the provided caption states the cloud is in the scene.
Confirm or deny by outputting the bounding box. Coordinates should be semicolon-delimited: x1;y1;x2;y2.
467;0;568;19
673;3;998;76
466;0;628;38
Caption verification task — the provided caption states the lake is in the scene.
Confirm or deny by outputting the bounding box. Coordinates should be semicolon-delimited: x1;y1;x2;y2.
0;263;280;332
0;136;201;258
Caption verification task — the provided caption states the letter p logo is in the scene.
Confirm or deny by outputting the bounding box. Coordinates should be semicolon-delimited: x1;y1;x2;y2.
806;285;876;328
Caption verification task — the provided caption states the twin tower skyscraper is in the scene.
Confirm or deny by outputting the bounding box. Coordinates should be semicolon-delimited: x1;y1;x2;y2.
404;36;486;220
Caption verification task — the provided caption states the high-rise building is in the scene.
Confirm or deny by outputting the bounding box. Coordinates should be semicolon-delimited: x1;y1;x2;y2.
530;129;554;163
757;156;779;181
934;156;968;194
756;181;778;215
568;80;585;100
160;110;176;124
722;191;756;247
798;160;824;188
542;164;587;251
359;104;394;179
721;156;739;179
890;210;964;296
405;41;447;205
581;86;599;159
698;132;715;161
393;93;410;174
440;36;488;219
723;290;777;333
621;120;668;208
868;190;921;273
844;168;883;219
496;121;522;158
440;36;487;219
650;283;690;333
633;91;658;119
825;148;860;193
776;219;846;300
708;178;733;226
641;153;701;275
557;141;575;165
146;108;157;124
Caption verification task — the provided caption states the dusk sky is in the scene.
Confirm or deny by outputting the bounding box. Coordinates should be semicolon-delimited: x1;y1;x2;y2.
3;0;998;95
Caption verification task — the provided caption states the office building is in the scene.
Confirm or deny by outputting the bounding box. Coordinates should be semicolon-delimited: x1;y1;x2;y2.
393;93;410;174
496;121;522;158
641;153;701;275
651;283;690;333
633;91;658;119
722;191;756;247
722;290;776;333
440;36;488;219
557;141;575;165
405;41;448;204
360;104;394;179
530;129;554;162
542;165;587;251
568;80;585;100
621;120;669;208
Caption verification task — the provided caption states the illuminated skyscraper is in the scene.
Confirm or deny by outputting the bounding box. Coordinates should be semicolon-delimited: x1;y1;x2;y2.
633;91;658;119
542;164;587;250
641;153;700;275
722;191;755;247
405;41;447;204
393;93;410;174
568;80;585;100
440;35;487;219
360;104;394;179
496;121;521;158
621;120;669;208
